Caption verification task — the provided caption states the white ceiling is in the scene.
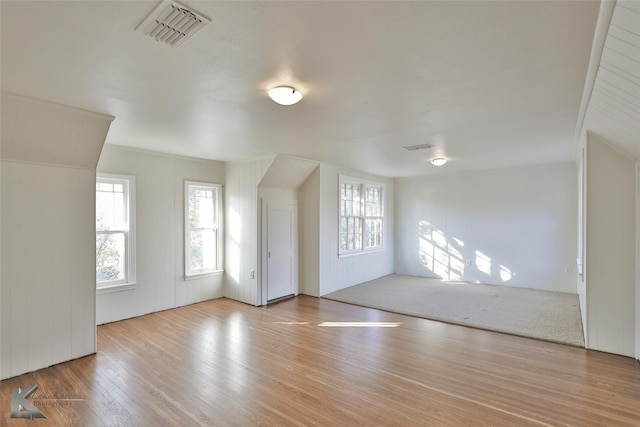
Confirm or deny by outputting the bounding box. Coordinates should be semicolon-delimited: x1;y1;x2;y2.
1;1;601;177
581;1;640;158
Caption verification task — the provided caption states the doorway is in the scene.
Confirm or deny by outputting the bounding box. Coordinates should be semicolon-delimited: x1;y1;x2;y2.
262;200;298;303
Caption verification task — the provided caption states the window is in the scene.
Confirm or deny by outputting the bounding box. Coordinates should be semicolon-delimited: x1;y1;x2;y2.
185;181;222;277
96;174;136;290
339;175;384;255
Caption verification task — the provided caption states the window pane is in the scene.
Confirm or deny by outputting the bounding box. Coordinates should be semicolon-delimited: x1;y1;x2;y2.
354;218;362;249
97;182;112;192
354;185;362;202
365;187;382;217
96;184;127;231
189;187;216;229
365;218;383;249
96;232;125;283
190;229;217;271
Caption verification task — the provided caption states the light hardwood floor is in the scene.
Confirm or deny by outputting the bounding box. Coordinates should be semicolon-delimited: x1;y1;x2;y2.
1;296;639;426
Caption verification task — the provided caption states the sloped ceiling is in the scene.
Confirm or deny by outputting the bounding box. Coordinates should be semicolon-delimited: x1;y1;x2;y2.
259;155;319;190
581;1;640;157
1;93;114;169
0;1;600;177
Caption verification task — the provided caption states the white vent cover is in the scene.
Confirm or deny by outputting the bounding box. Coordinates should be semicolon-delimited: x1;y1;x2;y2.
402;143;434;151
136;0;210;48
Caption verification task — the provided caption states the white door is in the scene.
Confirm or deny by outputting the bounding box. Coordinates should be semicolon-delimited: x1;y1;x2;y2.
266;201;298;302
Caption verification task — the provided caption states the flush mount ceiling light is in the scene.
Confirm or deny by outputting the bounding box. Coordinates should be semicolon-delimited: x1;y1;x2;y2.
268;86;303;106
431;158;447;166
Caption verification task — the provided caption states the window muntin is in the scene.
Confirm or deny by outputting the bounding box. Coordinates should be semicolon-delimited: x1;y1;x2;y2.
364;186;383;249
185;181;221;276
340;183;363;252
96;175;135;288
339;176;384;255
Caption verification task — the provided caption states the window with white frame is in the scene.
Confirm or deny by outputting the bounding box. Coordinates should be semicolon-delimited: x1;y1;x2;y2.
339;175;384;255
96;174;136;289
185;181;222;277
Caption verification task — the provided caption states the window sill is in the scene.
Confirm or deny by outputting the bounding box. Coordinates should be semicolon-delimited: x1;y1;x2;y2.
97;282;136;294
184;269;224;281
338;247;385;258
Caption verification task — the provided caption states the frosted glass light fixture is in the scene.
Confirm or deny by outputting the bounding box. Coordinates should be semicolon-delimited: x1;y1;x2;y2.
431;158;447;166
268;86;303;105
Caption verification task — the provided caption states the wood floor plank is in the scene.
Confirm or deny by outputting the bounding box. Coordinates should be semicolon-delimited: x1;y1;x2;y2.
1;296;639;426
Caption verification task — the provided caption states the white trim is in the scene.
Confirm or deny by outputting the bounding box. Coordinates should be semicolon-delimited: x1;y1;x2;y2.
261;199;299;306
1;91;115;121
184;270;224;281
96;173;136;289
338;247;386;259
0;157;96;172
184;180;223;277
636;161;640;361
338;174;386;256
96;282;136;294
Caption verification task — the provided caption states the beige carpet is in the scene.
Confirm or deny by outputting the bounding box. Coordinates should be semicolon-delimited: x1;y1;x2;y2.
324;274;585;347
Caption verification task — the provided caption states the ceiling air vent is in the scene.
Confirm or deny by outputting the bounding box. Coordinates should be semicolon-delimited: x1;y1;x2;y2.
136;0;210;48
402;143;434;151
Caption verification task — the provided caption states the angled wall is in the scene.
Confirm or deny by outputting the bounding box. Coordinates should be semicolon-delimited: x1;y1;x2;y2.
224;158;273;305
1;93;113;379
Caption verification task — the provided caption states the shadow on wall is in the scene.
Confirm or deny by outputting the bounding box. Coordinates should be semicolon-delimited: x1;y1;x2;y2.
418;220;514;283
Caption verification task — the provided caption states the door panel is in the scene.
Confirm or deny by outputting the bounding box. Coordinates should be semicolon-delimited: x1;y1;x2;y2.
266;202;297;301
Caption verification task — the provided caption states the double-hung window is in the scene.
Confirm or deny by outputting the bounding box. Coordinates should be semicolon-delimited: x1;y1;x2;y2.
96;174;136;291
339;175;384;255
185;181;222;277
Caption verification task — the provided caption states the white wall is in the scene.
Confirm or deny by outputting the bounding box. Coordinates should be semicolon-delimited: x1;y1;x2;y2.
577;139;587;337
1;161;97;380
299;168;320;297
318;163;395;296
395;164;577;293
96;145;225;324
224;158;273;305
1;93;112;380
583;133;635;357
